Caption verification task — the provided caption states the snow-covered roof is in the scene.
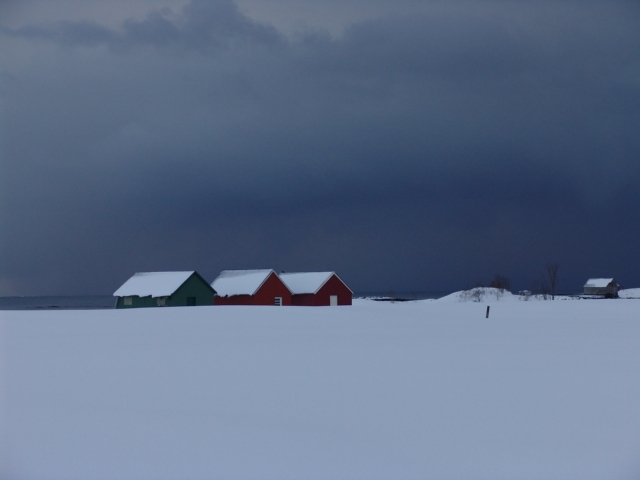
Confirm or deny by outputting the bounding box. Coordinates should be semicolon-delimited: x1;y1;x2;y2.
211;269;279;297
279;272;334;294
584;278;616;288
113;271;196;298
280;272;352;295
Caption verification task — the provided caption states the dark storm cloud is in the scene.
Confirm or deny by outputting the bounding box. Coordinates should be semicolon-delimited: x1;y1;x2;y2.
5;0;282;51
1;0;639;295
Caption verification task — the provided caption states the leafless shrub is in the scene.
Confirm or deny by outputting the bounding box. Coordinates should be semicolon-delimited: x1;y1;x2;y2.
472;288;487;302
518;290;532;301
530;280;546;300
459;287;487;302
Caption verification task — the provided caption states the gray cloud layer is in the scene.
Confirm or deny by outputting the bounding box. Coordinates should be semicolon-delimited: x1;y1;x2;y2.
1;0;639;295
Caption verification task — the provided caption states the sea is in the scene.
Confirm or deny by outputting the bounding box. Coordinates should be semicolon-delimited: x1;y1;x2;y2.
0;292;448;310
0;296;117;310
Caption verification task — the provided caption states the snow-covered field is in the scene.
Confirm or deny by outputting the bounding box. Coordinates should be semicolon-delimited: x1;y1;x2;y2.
620;288;640;299
2;297;640;479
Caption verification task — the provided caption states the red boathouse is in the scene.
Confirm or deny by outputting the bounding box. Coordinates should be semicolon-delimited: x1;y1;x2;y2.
279;272;352;306
211;269;292;306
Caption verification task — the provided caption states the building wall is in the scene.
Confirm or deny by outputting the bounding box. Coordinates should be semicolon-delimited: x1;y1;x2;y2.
584;283;620;297
116;272;215;308
116;295;159;308
289;293;316;306
214;294;253;306
215;272;292;306
291;274;353;306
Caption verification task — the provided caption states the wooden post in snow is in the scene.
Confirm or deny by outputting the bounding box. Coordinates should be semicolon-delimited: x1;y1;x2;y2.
486;306;490;318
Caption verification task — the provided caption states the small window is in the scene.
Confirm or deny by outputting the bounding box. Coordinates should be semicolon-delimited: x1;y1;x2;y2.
187;297;196;306
157;297;166;307
124;296;132;306
274;297;282;306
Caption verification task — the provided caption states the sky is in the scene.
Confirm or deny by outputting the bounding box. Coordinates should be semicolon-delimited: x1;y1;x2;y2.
1;0;639;296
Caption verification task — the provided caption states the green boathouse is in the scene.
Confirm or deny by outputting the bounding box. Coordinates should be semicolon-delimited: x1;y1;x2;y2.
114;271;216;308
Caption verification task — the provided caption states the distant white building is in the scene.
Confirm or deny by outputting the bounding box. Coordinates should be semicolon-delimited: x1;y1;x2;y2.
583;278;620;297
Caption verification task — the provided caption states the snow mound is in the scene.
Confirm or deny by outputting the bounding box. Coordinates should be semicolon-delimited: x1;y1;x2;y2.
437;287;518;303
279;272;334;294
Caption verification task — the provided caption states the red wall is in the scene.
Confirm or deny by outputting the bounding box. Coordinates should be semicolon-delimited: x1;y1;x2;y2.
215;272;292;306
291;274;352;306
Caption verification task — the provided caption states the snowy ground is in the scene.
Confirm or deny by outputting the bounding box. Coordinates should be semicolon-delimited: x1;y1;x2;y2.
620;288;640;299
2;297;640;479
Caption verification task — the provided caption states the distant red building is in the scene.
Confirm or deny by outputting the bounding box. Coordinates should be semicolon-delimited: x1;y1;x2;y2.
211;269;292;306
279;272;352;306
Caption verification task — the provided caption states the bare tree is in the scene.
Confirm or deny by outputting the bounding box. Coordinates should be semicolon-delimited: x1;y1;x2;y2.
546;262;560;300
